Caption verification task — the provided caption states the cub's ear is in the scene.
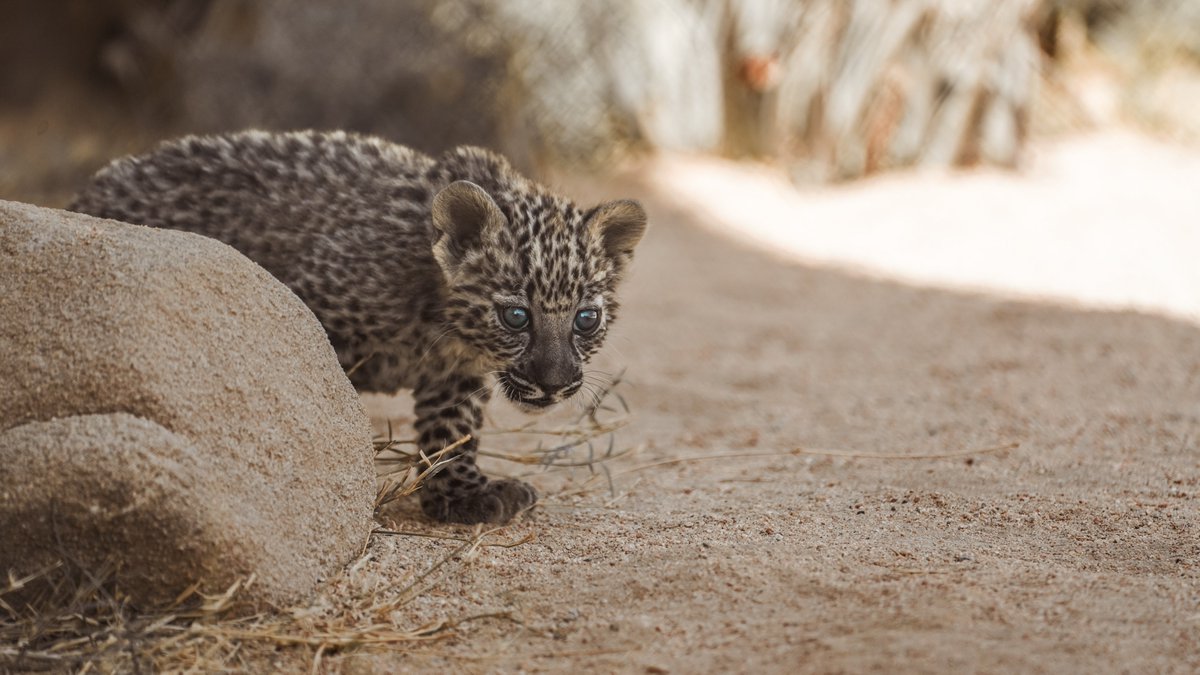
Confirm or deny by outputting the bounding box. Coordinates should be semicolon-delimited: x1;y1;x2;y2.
587;199;647;272
431;181;507;269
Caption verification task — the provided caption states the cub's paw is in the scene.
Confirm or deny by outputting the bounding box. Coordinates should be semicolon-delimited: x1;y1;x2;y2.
421;478;538;524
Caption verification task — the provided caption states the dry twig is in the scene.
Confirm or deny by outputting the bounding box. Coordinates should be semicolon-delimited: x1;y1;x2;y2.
1;378;634;671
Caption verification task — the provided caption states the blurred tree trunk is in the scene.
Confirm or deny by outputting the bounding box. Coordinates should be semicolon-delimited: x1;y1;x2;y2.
29;0;1044;181
721;0;1042;181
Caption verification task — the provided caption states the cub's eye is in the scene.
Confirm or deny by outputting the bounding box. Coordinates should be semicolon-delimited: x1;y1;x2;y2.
500;306;530;330
574;308;601;335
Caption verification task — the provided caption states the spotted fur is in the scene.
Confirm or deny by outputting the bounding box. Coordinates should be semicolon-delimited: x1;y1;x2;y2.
69;130;647;524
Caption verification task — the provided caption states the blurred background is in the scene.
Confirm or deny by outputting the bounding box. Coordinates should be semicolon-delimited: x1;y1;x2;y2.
2;0;1198;198
0;0;1197;316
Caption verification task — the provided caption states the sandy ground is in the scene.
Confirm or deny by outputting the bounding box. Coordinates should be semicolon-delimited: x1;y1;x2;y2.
332;132;1199;673
2;117;1196;671
647;130;1200;322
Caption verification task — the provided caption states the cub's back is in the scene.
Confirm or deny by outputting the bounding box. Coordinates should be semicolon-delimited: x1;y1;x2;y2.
69;130;440;273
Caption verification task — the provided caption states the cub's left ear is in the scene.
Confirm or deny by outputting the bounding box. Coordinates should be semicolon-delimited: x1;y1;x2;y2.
587;199;647;272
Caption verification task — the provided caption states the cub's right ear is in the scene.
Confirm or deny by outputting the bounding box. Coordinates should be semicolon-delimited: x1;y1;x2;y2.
431;181;507;271
587;199;648;275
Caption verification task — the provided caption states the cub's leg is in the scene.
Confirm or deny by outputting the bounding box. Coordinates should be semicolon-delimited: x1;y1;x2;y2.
413;374;537;524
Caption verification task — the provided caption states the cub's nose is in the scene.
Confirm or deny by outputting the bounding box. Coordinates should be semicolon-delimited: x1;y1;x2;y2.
529;360;580;397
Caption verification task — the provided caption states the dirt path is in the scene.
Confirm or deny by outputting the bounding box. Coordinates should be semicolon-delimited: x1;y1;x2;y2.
347;139;1200;673
647;131;1200;322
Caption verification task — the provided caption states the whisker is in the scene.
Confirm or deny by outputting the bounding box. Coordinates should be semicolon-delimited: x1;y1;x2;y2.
578;383;602;410
414;326;457;368
418;375;500;414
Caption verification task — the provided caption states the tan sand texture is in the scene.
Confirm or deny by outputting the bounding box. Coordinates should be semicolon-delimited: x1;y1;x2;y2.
0;200;375;608
0;133;1196;671
342;149;1200;672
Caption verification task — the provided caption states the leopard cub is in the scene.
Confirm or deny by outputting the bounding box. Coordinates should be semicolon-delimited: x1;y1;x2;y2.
70;130;647;524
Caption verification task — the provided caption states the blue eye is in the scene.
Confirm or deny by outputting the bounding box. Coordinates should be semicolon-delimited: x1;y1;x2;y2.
574;308;601;334
500;306;530;330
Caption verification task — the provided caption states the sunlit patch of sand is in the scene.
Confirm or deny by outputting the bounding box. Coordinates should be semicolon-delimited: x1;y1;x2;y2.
646;129;1200;322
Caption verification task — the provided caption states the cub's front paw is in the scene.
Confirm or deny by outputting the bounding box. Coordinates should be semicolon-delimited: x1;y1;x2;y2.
421;478;538;524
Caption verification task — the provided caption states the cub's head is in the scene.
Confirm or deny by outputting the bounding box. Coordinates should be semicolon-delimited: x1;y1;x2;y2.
431;179;646;412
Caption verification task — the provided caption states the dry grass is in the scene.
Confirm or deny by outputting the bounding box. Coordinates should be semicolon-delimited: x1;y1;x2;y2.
1;371;1018;672
374;370;640;508
0;378;636;673
0;527;533;672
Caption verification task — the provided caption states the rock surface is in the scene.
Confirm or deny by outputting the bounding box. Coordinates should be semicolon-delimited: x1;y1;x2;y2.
0;200;375;608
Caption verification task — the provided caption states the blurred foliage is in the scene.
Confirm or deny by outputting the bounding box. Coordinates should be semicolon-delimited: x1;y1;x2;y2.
1062;0;1200;62
0;0;1197;205
163;0;1044;180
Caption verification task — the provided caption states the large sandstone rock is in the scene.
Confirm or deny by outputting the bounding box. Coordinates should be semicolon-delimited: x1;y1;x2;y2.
0;200;375;608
